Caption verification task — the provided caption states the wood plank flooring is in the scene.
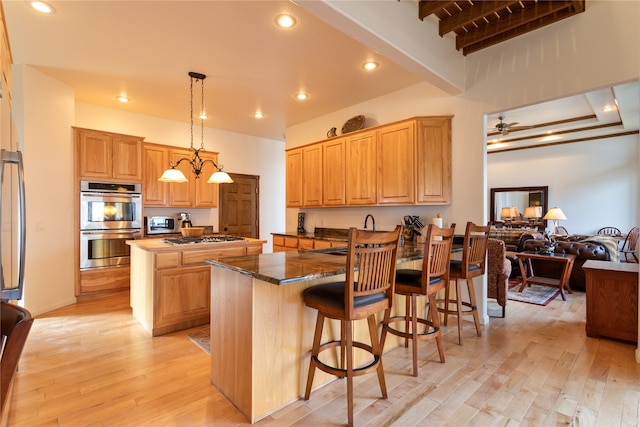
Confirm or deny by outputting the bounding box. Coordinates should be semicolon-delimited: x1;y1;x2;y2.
6;289;639;426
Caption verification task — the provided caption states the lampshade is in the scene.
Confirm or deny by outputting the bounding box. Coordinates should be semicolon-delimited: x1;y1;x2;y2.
543;207;567;221
158;168;188;183
524;206;542;219
501;206;518;219
207;170;233;184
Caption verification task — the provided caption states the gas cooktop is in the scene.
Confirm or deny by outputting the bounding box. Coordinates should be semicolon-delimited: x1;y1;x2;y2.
163;235;246;245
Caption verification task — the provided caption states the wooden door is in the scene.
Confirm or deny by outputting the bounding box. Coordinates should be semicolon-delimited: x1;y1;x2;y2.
322;138;346;206
377;120;415;204
416;117;452;204
168;148;194;207
112;135;142;181
285;148;303;207
142;143;169;206
77;129;112;179
345;131;376;205
302;143;322;207
219;174;259;238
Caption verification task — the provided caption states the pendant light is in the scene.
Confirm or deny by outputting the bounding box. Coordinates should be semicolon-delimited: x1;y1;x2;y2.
159;72;233;184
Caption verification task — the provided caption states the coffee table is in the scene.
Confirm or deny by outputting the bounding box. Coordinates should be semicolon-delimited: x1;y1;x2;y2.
516;251;576;301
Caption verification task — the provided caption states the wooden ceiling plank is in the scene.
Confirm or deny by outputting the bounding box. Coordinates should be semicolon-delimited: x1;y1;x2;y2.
456;1;582;52
418;1;458;21
439;1;522;36
461;7;583;54
488;130;640;154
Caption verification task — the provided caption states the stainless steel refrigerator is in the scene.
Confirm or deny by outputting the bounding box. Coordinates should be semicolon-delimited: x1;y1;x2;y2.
0;89;26;302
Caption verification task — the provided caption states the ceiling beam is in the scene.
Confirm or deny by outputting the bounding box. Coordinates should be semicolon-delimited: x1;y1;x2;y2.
418;1;457;20
457;1;582;54
438;1;522;36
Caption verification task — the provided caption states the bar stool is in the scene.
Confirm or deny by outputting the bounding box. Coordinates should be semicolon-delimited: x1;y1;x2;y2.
438;221;490;345
303;226;401;427
380;223;455;376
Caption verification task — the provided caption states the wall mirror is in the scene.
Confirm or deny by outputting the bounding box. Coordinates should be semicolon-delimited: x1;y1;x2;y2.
490;186;548;230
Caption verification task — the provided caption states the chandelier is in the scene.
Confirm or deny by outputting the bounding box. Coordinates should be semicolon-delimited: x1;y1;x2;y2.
158;72;233;184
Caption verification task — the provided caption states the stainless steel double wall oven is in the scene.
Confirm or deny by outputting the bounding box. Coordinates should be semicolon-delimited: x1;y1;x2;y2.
79;181;142;270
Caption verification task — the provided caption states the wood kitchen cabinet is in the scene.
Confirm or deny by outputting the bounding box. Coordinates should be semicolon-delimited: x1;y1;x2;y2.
302;143;323;207
142;142;219;208
129;239;264;336
272;234;346;252
286;148;303;207
377;120;415;204
285;116;452;207
416;117;452;204
74;127;143;182
322;138;346;206
345;130;377;205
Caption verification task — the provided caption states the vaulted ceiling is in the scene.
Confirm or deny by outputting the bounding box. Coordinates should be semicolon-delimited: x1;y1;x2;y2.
419;0;586;55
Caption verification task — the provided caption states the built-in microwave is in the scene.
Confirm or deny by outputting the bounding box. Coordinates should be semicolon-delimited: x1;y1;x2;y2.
80;181;142;231
145;216;181;235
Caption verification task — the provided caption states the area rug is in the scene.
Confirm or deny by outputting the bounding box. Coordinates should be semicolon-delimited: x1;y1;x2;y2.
187;326;210;354
507;282;560;306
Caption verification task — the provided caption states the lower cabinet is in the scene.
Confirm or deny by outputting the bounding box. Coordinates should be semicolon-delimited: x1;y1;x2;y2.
272;234;347;252
155;266;210;332
78;266;130;296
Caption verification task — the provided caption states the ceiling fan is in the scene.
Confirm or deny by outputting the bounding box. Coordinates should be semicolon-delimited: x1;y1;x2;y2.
491;115;520;135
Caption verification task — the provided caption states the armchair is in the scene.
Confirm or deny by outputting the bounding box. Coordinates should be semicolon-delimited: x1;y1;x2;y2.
487;238;511;318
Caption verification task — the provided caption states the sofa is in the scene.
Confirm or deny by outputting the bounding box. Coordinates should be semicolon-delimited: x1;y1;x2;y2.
520;237;616;291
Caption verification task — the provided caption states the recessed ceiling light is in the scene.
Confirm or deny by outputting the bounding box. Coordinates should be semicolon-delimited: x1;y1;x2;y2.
295;92;308;101
117;95;129;103
199;112;207;120
362;61;379;71
601;105;617;112
30;1;55;14
254;112;264;119
276;14;296;28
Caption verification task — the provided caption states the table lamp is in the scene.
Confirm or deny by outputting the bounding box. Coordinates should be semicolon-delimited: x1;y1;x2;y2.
543;207;567;233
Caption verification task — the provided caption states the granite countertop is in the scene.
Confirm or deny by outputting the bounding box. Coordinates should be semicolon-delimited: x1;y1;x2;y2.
272;228;350;242
206;241;426;286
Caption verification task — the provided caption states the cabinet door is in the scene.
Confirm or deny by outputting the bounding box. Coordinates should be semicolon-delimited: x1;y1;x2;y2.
416;117;452;204
195;151;219;207
112;135;142;181
155;266;210;328
302;144;323;207
286;148;303;207
143;144;169;206
377;121;415;204
77;129;113;179
168;148;195;207
323;138;346;206
346;131;376;205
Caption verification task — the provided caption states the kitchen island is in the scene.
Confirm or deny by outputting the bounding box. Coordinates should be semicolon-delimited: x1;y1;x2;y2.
206;241;427;423
127;236;265;336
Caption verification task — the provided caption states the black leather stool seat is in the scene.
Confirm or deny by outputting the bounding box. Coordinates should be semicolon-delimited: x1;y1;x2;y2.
303;282;387;310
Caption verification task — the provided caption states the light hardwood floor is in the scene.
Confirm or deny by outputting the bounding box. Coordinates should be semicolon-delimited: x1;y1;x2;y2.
6;289;639;426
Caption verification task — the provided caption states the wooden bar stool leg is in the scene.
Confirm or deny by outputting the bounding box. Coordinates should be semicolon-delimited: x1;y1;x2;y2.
466;278;482;337
345;320;354;427
442;281;450;326
428;294;445;363
304;313;325;400
410;293;418;377
455;279;464;345
367;314;387;397
404;297;410;348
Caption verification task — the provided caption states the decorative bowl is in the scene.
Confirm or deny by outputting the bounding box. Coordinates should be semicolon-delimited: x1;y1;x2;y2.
180;227;204;237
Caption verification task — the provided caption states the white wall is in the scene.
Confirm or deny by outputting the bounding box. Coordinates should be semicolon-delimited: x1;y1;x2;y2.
488;135;638;235
13;65;77;315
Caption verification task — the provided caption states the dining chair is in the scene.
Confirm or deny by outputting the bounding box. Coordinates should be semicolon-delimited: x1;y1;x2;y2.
597;226;622;236
437;221;490;345
620;226;639;263
380;223;455;377
302;226;401;427
555;226;569;235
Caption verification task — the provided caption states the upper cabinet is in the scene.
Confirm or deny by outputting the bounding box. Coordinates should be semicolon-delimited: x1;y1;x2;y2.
75;127;143;182
286;116;452;207
142;142;219;208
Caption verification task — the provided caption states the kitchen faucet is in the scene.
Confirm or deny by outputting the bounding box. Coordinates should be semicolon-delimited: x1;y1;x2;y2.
363;214;376;232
